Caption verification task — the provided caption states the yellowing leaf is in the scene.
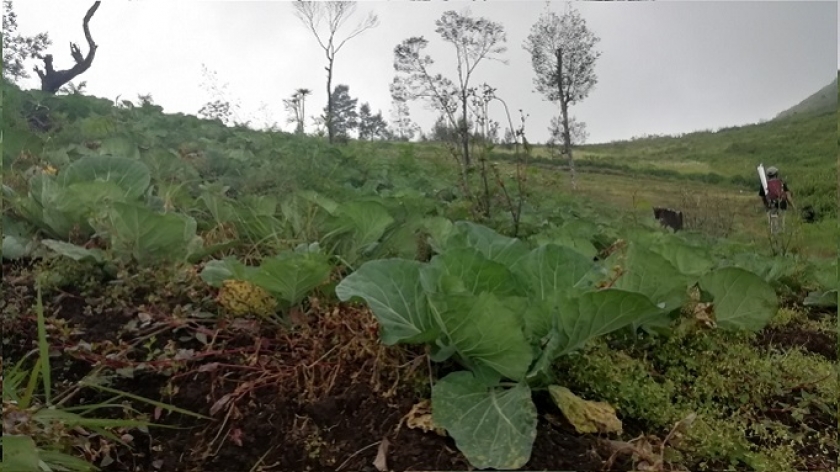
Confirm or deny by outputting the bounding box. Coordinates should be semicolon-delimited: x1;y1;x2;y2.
549;385;623;434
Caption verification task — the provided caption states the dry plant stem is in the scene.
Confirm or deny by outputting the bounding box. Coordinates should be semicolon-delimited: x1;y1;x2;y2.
248;446;277;472
500;97;528;236
52;365;106;407
335;441;382;471
206;401;237;458
490;165;518;234
602;414;696;472
786;373;833;391
514;150;527;234
479;151;492;218
443;141;480;219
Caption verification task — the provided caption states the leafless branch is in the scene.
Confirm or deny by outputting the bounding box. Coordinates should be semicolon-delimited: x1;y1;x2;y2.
34;1;101;94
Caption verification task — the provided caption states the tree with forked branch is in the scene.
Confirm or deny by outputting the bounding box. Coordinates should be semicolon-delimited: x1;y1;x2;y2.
34;1;101;94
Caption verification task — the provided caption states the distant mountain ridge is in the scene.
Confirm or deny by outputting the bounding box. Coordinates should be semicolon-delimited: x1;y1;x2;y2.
774;72;838;120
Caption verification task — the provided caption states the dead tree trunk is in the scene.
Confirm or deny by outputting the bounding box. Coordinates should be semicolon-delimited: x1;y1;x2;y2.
34;1;101;94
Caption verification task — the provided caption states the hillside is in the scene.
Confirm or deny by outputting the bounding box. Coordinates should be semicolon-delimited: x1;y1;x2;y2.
2;76;838;472
559;104;836;220
3;78;836;227
774;72;838;120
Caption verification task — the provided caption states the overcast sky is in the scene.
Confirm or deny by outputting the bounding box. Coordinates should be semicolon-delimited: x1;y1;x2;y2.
8;0;838;144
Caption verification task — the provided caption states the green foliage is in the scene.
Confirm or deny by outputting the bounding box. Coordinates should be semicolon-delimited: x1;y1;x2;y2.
2;69;833;471
575;111;835;220
556;325;837;471
803;289;837;308
2;214;37;259
60;155;149;196
698;267;779;331
7;155;153;241
603;234;780;333
774;75;837;120
2;0;52;82
357;102;389;141
432;372;537;470
335;220;781;469
96;202;202;265
320;199;396;266
34;255;108;294
324;84;359;142
200;247;332;313
613;243;690;317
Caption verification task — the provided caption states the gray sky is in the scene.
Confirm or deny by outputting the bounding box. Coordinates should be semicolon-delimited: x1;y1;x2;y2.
9;0;838;144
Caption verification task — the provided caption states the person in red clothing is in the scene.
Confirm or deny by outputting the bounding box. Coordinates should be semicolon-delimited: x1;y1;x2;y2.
758;166;793;211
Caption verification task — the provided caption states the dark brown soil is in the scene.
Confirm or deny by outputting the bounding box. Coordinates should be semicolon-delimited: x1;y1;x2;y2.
755;324;837;360
2;261;640;472
5;258;836;472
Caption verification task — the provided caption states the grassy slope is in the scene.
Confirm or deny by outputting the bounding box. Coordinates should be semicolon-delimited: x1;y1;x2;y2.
774;72;839;120
576;112;834;180
491;109;834;209
3;77;835;258
483;79;837;255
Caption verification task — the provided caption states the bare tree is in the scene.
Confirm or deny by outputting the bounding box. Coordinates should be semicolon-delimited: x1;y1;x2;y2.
524;4;600;190
389;79;419;141
34;1;101;94
198;64;244;126
284;88;311;134
293;1;378;144
393;9;507;169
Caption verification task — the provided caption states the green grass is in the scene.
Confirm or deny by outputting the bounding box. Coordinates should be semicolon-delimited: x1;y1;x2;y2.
489;93;836;224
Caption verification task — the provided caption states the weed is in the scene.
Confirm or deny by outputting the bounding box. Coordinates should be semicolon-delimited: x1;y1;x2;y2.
677;188;737;238
1;285;205;471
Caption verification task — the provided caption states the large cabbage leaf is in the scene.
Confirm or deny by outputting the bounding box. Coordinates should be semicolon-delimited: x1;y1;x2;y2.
103;202;199;264
699;267;778;331
335;259;438;344
59;155;151;200
432;372;537;471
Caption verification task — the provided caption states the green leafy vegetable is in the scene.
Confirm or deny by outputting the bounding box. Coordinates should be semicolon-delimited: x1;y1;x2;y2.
335;259;437;344
699;267;779;331
102;202;199;264
432;371;537;471
59;155;151;200
248;251;332;306
41;240;104;263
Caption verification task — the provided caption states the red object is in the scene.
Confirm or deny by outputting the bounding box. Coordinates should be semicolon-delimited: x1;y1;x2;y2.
766;179;785;201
